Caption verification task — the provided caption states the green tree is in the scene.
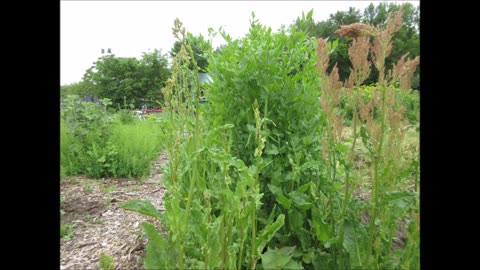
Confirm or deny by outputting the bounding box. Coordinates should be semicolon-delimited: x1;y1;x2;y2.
293;8;362;81
170;33;212;72
82;49;170;108
60;81;91;100
362;2;420;86
137;49;171;107
290;3;419;88
83;54;140;107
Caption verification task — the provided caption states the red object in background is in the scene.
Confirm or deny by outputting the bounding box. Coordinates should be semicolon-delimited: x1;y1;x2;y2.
146;109;164;113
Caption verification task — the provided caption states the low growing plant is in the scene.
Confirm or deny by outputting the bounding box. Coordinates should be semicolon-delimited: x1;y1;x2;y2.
99;252;115;270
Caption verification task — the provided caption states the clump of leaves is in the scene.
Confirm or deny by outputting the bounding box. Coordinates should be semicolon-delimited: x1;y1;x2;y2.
60;223;76;240
99;252;115;270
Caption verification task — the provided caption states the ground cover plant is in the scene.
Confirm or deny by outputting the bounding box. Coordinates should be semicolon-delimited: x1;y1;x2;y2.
61;95;164;179
122;6;419;270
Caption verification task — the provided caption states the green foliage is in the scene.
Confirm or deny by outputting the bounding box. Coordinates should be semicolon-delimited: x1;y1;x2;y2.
261;246;303;269
61;95;113;143
105;119;163;178
82;49;171;108
207;13;328;261
99;253;115;270
291;3;419;88
122;17;284;269
403;90;420;123
61;96;116;177
121;200;164;221
61;100;164;178
363;3;420;86
60;223;76;240
120;9;419;270
60;81;91;100
170;33;212;72
341;84;419;124
116;109;135;124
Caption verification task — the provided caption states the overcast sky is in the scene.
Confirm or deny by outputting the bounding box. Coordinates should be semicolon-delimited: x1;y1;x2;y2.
61;0;419;85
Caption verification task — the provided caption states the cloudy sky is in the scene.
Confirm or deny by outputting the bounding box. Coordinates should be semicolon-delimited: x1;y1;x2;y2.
61;0;419;85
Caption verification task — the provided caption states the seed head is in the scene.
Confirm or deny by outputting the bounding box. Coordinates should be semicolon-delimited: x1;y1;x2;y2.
335;23;377;38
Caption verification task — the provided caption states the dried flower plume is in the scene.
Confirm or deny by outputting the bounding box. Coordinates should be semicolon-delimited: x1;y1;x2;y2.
335;23;377;38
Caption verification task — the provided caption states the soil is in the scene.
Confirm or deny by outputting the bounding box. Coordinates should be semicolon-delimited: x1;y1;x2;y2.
60;151;169;270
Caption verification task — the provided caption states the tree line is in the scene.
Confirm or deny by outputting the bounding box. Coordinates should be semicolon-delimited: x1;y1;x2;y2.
61;2;419;109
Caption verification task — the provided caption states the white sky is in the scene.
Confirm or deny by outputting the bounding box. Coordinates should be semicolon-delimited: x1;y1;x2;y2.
61;0;419;85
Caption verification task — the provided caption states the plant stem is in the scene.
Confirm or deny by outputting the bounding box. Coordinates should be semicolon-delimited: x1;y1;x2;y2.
249;173;258;270
181;37;203;269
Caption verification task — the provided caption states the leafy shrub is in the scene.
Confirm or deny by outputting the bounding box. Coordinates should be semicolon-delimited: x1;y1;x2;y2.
61;100;164;178
116;109;136;124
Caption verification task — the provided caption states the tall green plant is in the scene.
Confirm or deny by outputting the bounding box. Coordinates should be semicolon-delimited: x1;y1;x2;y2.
122;18;287;269
207;14;330;264
320;5;420;268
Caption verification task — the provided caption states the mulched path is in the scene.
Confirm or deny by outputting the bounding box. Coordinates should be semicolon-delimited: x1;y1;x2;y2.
60;151;168;270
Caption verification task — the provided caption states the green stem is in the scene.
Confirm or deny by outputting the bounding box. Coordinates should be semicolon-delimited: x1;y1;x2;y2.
238;200;246;270
249;174;258;270
180;35;203;269
221;162;228;269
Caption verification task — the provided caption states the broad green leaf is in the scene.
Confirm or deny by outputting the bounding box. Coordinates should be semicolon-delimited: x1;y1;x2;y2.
267;184;283;196
385;191;418;209
285;258;304;269
266;145;279;155
277;195;292;210
302;249;314;264
268;183;291;209
298;182;311;193
312;218;329;243
261;246;296;269
288;210;304;231
312;251;331;270
342;221;362;268
306;9;314;20
120;199;163;221
141;222;168;270
289;191;312;210
256;214;285;255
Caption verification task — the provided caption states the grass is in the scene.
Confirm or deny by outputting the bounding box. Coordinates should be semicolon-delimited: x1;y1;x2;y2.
99;183;116;194
99;253;115;270
60;223;76;240
61;113;165;179
106;118;164;179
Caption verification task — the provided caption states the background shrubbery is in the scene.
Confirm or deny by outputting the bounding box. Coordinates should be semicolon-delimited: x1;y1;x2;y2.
61;95;165;179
